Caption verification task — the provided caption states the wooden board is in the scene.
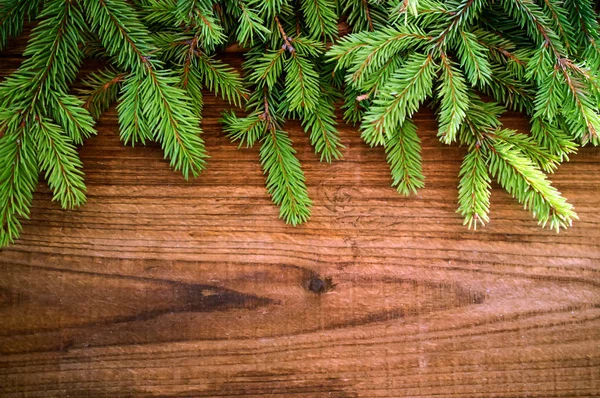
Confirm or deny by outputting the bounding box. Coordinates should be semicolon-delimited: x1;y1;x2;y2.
1;49;600;397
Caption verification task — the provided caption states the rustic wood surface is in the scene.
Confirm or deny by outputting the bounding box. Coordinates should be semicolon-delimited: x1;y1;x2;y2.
1;41;600;397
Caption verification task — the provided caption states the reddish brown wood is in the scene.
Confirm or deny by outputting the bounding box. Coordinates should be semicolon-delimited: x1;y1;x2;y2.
0;45;599;397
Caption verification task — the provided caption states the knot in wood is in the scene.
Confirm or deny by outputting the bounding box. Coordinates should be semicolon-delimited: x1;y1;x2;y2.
307;276;335;294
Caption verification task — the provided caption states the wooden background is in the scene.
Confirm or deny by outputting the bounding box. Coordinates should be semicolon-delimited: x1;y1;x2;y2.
1;38;600;397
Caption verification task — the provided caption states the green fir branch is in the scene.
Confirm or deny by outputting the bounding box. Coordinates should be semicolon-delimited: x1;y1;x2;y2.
34;118;87;209
79;68;126;121
457;146;491;229
437;54;469;144
361;52;436;146
0;0;43;50
384;119;425;195
0;116;39;247
300;96;344;162
487;132;577;231
260;128;312;226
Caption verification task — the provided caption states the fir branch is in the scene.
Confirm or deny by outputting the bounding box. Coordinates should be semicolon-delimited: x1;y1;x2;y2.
260;128;312;225
384;119;425;195
195;54;248;106
541;0;575;54
300;96;344;162
437;54;469;144
487;133;577;231
176;0;226;52
342;86;367;125
359;55;405;99
14;0;87;100
79;68;126;121
501;0;564;51
342;0;387;32
530;117;578;161
284;53;320;113
456;30;492;86
178;59;204;115
235;1;270;46
361;52;437;146
345;25;431;87
0;0;92;246
301;0;338;40
140;70;208;179
118;73;152;145
48;92;96;145
83;0;157;71
326;30;371;71
492;128;560;173
248;49;286;88
533;66;564;121
458;93;504;143
248;0;286;21
475;28;529;78
152;31;195;64
85;0;207;177
564;0;600;68
34;117;86;208
0;119;39;247
390;0;420;19
434;0;489;47
222;111;266;148
0;0;42;50
457;146;491;229
292;37;325;57
483;65;534;112
141;0;178;27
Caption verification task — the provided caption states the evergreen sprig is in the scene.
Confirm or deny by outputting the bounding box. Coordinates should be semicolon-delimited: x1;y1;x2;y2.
222;2;343;225
0;0;91;245
0;0;245;245
1;0;599;246
329;0;599;231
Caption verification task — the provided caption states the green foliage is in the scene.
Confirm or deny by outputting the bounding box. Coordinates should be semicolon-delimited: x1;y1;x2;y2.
222;111;266;148
233;2;271;46
118;73;152;146
301;0;338;40
0;0;90;245
342;0;387;32
329;0;598;231
385;119;424;195
456;30;492;86
0;116;39;247
0;0;245;245
1;0;599;246
78;68;125;121
487;133;577;231
34;117;87;208
361;52;436;146
195;54;248;107
457;147;491;230
285;53;321;113
0;0;43;50
0;0;42;50
141;69;208;179
437;55;469;144
222;3;343;225
260;129;312;225
300;96;343;162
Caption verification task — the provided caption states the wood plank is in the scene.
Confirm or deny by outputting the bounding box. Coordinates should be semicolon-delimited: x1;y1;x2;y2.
0;47;599;397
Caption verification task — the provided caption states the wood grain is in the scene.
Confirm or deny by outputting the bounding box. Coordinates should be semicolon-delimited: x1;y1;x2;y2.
1;44;600;397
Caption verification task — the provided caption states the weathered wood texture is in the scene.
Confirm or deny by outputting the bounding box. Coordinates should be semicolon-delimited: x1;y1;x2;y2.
1;46;600;398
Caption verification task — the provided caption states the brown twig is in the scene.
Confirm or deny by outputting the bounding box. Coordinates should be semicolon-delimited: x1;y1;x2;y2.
274;16;295;52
